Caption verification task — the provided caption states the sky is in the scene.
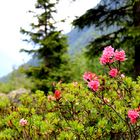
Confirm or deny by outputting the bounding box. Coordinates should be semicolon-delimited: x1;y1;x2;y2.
0;0;100;77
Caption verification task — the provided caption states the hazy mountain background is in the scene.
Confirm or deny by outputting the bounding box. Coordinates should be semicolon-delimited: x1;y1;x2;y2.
0;0;118;82
0;23;117;83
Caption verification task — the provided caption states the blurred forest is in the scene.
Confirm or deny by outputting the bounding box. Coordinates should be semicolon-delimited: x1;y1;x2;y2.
0;0;140;93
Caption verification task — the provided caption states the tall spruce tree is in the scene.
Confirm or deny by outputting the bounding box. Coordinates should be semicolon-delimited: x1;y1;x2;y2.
73;0;140;77
21;0;72;92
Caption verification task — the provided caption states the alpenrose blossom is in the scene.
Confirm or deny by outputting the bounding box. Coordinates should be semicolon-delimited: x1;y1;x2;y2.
83;72;98;82
54;90;61;100
109;68;118;77
103;45;114;57
114;50;126;61
19;118;28;126
120;74;125;78
128;110;139;124
100;45;115;65
88;80;100;91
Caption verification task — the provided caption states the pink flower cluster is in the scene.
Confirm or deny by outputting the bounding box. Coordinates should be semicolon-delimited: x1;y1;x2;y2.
114;50;126;61
100;45;126;65
128;110;139;124
99;45;126;78
109;68;118;77
100;46;115;65
83;72;100;92
83;72;98;82
88;80;100;92
83;45;126;90
19;118;28;126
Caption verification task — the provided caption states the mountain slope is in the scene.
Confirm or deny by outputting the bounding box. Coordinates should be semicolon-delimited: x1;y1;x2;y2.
67;25;117;55
0;25;116;82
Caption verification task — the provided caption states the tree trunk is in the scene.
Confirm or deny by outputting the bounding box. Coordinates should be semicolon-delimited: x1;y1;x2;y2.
134;0;140;77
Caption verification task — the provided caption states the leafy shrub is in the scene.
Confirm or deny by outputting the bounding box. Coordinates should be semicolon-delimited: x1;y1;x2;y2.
0;77;139;139
0;46;139;139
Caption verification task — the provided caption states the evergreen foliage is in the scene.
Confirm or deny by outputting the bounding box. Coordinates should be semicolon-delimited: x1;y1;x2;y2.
73;0;140;77
20;0;72;93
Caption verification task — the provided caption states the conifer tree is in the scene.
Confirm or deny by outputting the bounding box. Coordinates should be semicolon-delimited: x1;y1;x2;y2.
21;0;72;92
73;0;140;77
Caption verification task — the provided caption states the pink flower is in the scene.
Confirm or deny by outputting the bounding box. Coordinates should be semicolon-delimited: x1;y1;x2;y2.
103;45;114;55
114;50;126;61
121;74;125;78
100;46;115;65
109;68;118;77
88;80;100;91
128;110;139;124
19;118;27;126
100;56;113;65
83;72;97;81
54;90;61;100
